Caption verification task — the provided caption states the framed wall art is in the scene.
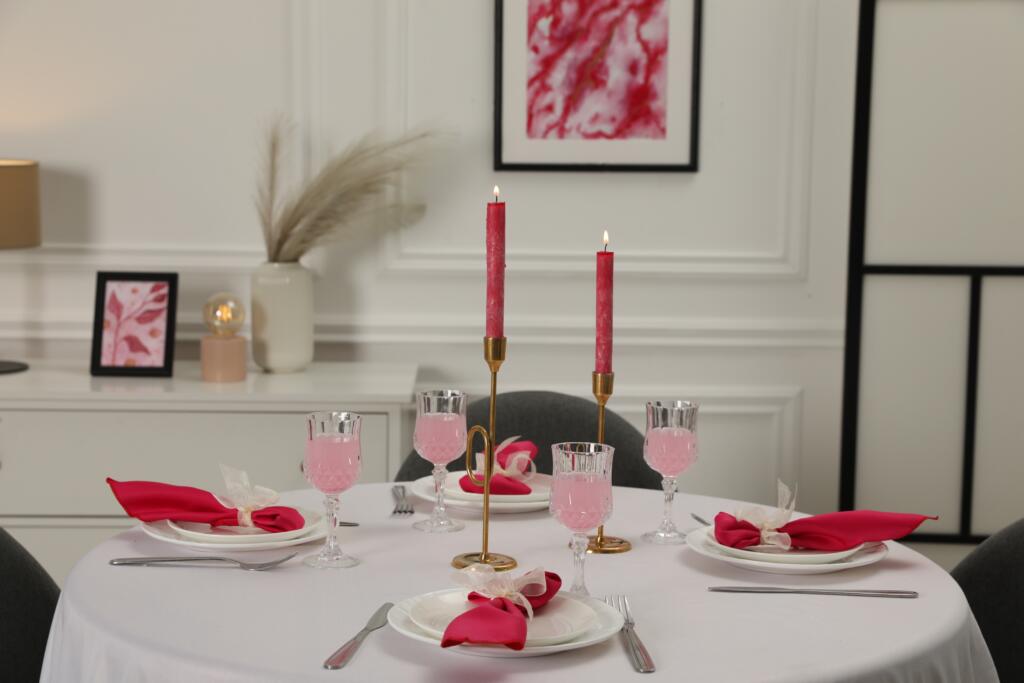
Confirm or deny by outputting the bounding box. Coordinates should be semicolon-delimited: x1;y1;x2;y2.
90;272;178;377
495;0;702;172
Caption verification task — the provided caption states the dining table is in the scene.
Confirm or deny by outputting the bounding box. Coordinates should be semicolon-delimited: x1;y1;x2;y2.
40;482;998;682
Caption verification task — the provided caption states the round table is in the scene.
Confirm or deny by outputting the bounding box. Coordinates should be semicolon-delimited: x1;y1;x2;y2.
42;483;997;682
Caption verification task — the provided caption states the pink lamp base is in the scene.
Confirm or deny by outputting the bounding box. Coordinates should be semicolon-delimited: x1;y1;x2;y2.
200;335;247;382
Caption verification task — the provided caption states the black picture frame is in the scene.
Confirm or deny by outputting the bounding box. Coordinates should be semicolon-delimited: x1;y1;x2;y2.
494;0;702;172
90;271;178;377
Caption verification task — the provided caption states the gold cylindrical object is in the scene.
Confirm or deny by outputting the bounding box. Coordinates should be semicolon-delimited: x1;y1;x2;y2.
588;371;632;554
0;160;41;250
452;337;516;571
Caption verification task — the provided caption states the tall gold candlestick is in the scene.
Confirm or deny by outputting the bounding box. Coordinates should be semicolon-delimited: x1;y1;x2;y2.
452;337;517;571
588;372;632;554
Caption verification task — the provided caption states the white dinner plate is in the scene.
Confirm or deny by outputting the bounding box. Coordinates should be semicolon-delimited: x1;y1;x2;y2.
167;508;322;544
408;588;596;647
701;527;865;565
441;472;551;503
686;526;888;575
410;476;549;514
388;592;623;658
141;519;326;552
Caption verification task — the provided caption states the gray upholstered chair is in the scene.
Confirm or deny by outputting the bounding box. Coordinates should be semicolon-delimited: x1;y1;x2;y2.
395;390;660;489
0;527;60;681
951;518;1024;682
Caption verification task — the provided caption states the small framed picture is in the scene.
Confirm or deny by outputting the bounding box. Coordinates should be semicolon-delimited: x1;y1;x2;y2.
495;0;702;172
90;272;178;377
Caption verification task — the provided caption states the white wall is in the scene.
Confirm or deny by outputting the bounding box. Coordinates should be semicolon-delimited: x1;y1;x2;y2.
0;0;856;513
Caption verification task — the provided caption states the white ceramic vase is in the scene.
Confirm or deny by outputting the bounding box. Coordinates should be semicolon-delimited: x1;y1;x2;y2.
250;262;314;373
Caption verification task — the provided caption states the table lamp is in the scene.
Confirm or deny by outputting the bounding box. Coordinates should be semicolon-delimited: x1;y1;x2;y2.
200;292;248;382
0;159;41;375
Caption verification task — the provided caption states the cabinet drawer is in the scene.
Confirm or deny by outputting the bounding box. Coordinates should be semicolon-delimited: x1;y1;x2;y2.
0;410;389;515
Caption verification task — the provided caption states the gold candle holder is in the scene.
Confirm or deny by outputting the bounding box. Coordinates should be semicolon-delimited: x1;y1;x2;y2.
451;337;518;571
588;372;632;554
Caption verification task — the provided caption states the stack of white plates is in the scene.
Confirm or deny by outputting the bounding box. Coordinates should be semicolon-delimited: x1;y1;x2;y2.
410;472;551;513
140;507;327;551
685;525;889;575
387;588;624;658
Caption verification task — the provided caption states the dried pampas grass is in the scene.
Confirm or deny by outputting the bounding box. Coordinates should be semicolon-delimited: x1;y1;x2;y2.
256;119;429;263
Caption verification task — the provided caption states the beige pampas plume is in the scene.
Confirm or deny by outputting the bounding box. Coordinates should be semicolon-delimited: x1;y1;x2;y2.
256;118;430;263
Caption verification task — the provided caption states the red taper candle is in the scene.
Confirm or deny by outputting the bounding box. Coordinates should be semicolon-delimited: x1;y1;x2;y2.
595;230;613;373
486;185;506;338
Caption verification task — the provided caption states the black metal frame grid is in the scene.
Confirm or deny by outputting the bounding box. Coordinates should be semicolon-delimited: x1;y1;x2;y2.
839;0;1024;544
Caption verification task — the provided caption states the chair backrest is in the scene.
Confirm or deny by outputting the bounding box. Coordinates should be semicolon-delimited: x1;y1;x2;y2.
0;527;60;680
951;518;1024;682
395;390;660;489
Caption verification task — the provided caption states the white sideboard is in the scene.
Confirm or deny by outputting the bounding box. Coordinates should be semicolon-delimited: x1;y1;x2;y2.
0;360;417;584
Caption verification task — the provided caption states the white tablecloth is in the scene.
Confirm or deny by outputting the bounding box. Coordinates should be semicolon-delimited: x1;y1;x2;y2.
42;484;998;682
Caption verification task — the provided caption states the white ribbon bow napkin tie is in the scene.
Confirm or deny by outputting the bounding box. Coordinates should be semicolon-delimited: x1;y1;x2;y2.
452;564;548;619
218;464;280;527
733;480;798;550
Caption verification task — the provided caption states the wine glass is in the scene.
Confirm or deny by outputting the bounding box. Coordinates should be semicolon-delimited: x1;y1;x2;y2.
642;401;699;544
550;442;615;596
412;390;467;533
304;411;362;568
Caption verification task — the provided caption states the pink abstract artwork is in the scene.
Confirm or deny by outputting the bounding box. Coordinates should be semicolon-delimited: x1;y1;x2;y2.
99;281;168;367
527;0;669;140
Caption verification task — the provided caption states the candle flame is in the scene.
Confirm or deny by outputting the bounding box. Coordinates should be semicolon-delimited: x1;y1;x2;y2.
493;185;500;201
603;230;609;247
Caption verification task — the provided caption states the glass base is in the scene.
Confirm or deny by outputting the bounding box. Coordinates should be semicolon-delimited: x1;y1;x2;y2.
642;528;687;545
303;548;360;569
413;517;464;533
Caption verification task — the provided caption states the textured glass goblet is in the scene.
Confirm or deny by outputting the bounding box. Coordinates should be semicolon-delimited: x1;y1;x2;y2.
550;442;614;596
304;411;361;568
642;401;699;545
412;390;467;533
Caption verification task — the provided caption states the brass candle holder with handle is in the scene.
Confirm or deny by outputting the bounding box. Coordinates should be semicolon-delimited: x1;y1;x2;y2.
587;371;632;553
451;337;518;571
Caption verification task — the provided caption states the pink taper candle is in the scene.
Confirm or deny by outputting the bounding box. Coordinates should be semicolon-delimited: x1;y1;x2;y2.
595;230;613;373
486;185;506;338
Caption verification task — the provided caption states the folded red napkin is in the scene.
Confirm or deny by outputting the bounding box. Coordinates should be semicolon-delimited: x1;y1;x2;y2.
441;571;561;650
714;510;936;551
106;478;305;533
459;440;538;495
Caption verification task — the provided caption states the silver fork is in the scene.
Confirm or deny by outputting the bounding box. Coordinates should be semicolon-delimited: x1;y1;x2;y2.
109;553;296;571
391;485;413;515
606;595;655;673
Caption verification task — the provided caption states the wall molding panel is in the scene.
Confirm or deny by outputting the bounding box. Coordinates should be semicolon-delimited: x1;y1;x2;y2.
375;0;818;280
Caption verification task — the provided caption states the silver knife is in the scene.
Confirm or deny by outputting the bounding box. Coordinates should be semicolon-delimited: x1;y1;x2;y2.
708;586;918;598
323;602;393;670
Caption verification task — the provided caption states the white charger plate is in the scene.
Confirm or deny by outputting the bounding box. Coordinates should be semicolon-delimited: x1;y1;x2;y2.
167;508;322;545
388;592;623;658
700;526;865;565
408;588;596;647
141;519;326;552
686;526;888;575
441;472;551;503
410;476;549;513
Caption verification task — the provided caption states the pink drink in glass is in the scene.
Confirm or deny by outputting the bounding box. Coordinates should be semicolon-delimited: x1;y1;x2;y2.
414;413;467;465
644;427;698;478
550;473;612;532
304;434;361;495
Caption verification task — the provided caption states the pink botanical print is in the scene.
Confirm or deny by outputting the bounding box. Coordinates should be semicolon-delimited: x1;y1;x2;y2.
100;281;168;367
527;0;669;140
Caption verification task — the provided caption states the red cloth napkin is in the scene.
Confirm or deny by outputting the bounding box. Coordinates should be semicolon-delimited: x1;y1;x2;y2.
106;478;305;533
441;571;562;650
714;510;937;551
459;440;538;496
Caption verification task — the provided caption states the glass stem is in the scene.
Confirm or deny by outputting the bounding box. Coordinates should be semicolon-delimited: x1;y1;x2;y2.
569;533;589;595
324;493;341;554
661;477;677;530
432;464;448;521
